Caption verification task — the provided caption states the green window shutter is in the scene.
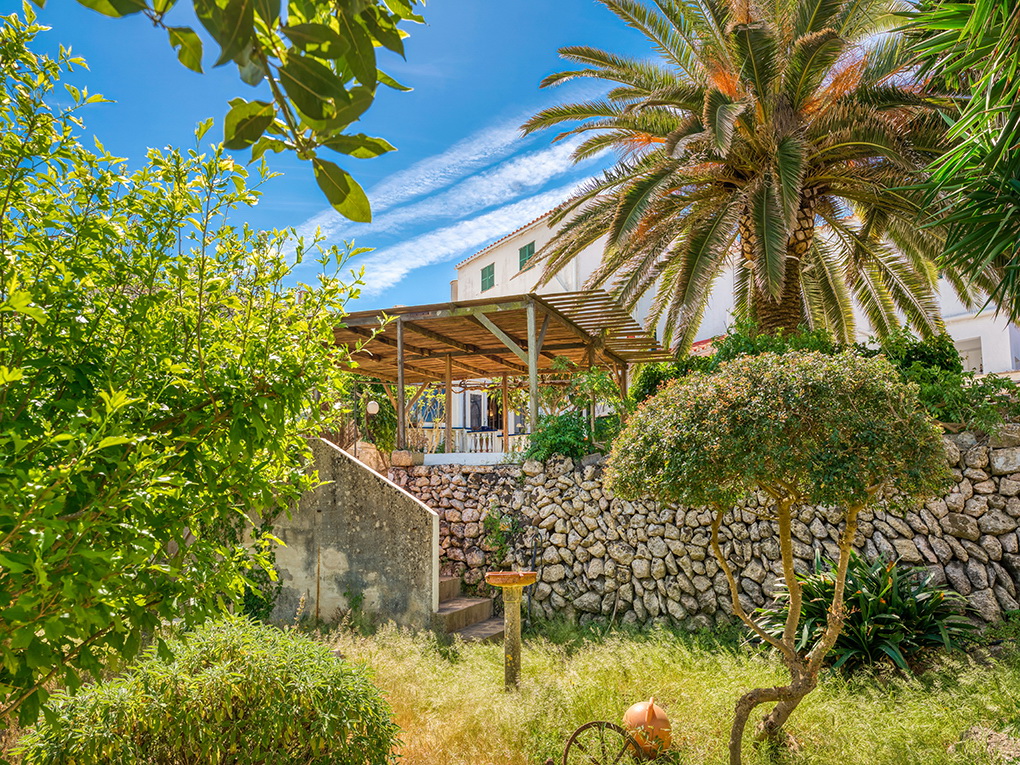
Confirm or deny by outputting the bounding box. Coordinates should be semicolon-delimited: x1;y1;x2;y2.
519;241;535;270
481;263;495;291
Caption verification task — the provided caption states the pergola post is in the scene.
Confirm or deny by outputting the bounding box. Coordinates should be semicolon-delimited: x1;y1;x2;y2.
396;319;407;450
618;363;629;421
526;300;539;432
587;345;596;440
445;354;453;453
501;374;510;453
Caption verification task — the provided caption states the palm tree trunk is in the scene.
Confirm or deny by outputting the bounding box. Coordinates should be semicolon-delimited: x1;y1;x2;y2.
752;192;817;336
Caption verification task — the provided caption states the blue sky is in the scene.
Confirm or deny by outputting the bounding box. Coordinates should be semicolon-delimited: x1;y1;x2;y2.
28;1;648;310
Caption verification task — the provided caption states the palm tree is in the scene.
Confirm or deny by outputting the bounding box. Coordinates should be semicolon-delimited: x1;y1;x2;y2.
910;0;1020;318
523;0;989;349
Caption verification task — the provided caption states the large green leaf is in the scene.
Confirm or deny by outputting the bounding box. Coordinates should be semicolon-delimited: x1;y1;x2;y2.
194;0;255;67
223;99;275;150
320;85;374;130
378;70;411;91
322;133;396;158
312;158;372;222
794;0;845;37
337;9;378;90
279;53;349;120
253;0;280;23
72;0;147;16
284;23;348;59
168;26;203;74
609;163;674;244
361;6;405;56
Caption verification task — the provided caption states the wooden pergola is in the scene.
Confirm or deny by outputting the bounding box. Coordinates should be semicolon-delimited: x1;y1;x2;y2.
334;290;674;450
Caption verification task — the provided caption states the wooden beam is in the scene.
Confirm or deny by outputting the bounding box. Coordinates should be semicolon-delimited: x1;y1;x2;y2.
587;345;596;441
501;374;509;453
407;382;431;411
396;320;407;450
402;319;529;375
536;314;550;355
472;311;529;364
469;312;560;364
341;299;530;327
403;321;479;354
617;363;629;423
531;296;629;368
445;355;453;453
527;301;539;430
404;341;588;363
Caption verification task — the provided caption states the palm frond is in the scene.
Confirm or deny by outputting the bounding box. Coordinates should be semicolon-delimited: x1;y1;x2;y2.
747;178;787;296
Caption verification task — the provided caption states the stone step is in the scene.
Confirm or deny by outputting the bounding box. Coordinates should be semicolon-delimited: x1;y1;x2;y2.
452;616;504;644
439;575;461;602
436;596;492;633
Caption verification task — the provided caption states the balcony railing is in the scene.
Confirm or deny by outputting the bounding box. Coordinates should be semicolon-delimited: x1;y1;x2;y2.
409;425;529;454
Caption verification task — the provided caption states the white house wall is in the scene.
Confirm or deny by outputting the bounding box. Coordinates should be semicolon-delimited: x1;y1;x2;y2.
443;217;1020;435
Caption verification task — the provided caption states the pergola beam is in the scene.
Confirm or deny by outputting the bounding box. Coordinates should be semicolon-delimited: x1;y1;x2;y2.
531;296;629;368
341;299;530;327
405;341;588;363
402;320;529;375
346;323;520;377
472;312;529;364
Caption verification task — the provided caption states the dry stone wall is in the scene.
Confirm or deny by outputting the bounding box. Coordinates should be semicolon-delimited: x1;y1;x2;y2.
389;429;1020;628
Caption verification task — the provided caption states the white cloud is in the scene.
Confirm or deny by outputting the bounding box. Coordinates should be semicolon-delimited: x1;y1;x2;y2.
298;118;526;241
357;182;583;295
363;136;589;238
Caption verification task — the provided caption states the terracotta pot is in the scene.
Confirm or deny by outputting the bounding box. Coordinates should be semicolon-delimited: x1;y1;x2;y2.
622;697;671;756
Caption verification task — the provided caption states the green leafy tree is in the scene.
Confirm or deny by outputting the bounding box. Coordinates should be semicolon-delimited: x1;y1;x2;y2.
35;0;424;222
606;352;950;765
523;0;986;349
0;13;363;724
910;0;1020;317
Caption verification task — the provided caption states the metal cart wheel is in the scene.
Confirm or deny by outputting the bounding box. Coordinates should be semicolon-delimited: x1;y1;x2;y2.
562;721;644;765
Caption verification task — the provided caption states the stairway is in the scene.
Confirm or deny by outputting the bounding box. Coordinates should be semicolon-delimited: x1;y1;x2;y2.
437;576;504;643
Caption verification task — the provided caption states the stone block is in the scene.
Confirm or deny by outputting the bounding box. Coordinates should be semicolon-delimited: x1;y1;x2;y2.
979;511;1018;536
991;447;1020;476
991;424;1020;448
893;539;923;564
970;588;1002;622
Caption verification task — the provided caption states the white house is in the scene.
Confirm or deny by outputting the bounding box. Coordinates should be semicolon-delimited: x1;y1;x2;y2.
452;210;1020;375
405;210;1020;457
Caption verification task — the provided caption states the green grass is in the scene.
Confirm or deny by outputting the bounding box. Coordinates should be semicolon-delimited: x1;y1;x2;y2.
330;623;1020;765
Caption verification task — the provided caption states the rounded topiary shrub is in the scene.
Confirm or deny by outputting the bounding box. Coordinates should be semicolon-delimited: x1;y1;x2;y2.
17;617;398;765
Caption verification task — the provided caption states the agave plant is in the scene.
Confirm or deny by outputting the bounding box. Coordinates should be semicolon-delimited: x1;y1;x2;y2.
524;0;994;350
760;551;976;673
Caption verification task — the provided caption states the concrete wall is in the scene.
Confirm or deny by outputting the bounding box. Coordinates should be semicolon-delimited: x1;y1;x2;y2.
391;431;1020;628
272;439;439;627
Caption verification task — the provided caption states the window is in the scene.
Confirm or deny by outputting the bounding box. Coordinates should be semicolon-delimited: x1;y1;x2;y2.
519;241;535;270
956;337;984;374
481;263;495;292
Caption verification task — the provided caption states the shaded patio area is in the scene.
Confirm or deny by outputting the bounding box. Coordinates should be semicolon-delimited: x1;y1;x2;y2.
335;290;673;453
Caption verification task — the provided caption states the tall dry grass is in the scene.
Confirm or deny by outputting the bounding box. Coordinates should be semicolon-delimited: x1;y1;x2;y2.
331;625;1020;765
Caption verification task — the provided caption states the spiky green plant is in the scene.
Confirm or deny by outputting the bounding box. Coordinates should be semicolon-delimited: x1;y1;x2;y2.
524;0;991;349
760;552;976;673
910;0;1020;318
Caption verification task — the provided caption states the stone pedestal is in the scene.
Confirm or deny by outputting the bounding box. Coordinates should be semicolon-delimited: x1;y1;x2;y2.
484;571;537;690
